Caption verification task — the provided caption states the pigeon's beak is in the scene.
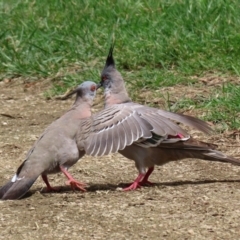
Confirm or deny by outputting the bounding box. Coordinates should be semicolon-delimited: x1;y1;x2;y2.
96;83;102;90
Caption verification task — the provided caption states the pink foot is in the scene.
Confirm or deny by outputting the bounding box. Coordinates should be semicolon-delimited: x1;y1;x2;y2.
123;182;142;191
123;173;145;191
41;174;61;192
60;166;87;192
65;179;87;192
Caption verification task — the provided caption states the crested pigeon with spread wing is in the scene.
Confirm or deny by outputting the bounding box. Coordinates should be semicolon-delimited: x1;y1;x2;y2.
77;46;240;191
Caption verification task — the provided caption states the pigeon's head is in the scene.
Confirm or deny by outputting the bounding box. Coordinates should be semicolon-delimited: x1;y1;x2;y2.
99;45;125;93
64;81;98;102
78;81;98;99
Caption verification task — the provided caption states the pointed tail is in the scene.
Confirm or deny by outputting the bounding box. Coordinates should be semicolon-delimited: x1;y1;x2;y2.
202;150;240;166
158;137;240;166
0;175;38;200
0;181;15;199
0;161;39;200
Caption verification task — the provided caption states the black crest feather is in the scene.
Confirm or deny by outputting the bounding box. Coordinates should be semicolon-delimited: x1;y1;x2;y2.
105;44;115;68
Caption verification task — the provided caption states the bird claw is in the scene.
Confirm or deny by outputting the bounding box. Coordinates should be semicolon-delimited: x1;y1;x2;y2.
123;182;142;191
123;179;154;191
66;180;87;192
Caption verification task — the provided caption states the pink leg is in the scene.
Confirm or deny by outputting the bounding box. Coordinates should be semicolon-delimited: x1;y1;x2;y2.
123;173;145;191
60;166;87;192
41;174;61;192
140;167;154;186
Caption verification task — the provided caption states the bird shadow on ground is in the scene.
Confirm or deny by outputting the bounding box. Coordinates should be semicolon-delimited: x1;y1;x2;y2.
155;178;240;187
23;178;240;199
86;178;240;191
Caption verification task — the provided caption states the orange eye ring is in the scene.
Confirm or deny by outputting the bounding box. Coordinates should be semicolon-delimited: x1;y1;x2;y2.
90;85;96;91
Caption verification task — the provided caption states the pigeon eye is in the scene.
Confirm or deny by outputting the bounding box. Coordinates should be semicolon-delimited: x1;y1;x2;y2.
90;85;96;91
102;75;107;81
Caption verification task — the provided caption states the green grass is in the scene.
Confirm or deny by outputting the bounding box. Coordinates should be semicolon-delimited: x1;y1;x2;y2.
1;0;240;80
0;0;240;129
168;83;240;131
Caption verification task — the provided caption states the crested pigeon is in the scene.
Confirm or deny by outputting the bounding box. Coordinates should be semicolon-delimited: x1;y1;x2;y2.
0;81;97;200
78;46;240;191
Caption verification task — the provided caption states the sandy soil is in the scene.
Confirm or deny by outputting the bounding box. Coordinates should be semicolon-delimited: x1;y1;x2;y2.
0;79;240;240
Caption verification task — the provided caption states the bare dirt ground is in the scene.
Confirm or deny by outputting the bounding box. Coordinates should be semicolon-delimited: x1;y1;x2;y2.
0;78;240;240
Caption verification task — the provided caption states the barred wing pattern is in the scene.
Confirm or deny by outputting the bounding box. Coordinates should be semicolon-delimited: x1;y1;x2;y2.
77;102;211;157
79;104;153;156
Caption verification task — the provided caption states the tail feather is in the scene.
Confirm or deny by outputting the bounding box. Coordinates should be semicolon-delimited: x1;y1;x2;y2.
1;159;40;200
154;137;240;166
0;181;14;199
203;150;240;166
1;174;38;200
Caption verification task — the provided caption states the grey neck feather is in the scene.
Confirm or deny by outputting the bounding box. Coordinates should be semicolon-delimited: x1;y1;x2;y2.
104;81;131;107
73;95;93;107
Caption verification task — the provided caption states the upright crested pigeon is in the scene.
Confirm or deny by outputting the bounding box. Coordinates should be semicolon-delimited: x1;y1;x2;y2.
0;81;97;200
77;46;240;191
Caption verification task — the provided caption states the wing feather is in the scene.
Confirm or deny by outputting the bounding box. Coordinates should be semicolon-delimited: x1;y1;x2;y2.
156;109;212;134
129;102;212;134
96;128;109;156
104;125;114;155
79;102;211;156
111;125;120;154
117;124;128;150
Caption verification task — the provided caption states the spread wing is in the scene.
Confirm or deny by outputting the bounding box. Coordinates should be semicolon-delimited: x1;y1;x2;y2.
78;104;153;156
77;102;211;157
133;104;212;135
